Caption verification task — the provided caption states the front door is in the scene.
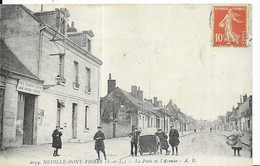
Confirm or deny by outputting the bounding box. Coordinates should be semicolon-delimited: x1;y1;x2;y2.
23;94;35;145
17;93;25;145
72;103;77;139
113;122;116;138
0;89;4;149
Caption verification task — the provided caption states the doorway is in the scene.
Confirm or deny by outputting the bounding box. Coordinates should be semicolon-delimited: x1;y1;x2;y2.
72;103;77;139
113;122;116;138
0;89;4;148
22;94;35;145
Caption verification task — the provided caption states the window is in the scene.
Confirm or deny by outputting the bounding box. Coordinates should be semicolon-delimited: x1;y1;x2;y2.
85;106;89;129
73;61;79;89
87;39;91;52
57;101;61;126
58;54;64;78
85;67;91;93
60;18;66;35
74;61;79;83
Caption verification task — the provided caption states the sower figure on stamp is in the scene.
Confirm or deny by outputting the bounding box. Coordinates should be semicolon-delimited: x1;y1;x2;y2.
227;125;243;156
219;8;243;45
155;128;170;155
94;126;106;160
52;126;63;157
129;127;141;157
169;125;180;156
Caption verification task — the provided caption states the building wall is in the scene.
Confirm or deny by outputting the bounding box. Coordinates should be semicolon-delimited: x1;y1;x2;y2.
1;5;40;76
1;5;101;145
37;31;100;143
1;75;39;148
2;77;18;148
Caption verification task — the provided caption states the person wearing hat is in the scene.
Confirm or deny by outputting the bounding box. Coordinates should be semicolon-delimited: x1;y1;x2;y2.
94;126;106;160
52;126;63;157
155;128;170;155
129;127;141;157
227;125;243;156
169;125;180;156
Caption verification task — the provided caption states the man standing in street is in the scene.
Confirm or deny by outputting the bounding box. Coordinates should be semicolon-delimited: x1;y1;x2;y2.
155;128;170;155
94;126;107;160
129;127;141;157
169;125;180;156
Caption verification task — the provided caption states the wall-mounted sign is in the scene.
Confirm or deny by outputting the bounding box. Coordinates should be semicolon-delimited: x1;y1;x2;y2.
17;80;42;95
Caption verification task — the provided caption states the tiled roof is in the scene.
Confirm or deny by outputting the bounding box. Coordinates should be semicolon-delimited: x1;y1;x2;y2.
118;88;158;115
0;40;40;80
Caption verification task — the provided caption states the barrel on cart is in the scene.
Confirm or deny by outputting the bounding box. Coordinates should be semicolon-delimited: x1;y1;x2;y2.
138;135;161;155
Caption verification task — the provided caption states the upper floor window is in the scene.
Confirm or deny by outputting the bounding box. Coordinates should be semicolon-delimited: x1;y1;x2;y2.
87;39;91;52
60;18;66;35
58;54;65;78
74;61;79;83
73;61;79;89
85;67;91;93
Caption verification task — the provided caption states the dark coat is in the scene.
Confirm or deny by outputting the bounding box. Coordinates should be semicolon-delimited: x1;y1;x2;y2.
52;129;62;149
94;131;105;151
129;130;141;143
155;131;169;150
169;129;180;147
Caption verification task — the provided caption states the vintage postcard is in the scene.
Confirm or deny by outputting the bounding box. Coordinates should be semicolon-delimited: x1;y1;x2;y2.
0;4;253;166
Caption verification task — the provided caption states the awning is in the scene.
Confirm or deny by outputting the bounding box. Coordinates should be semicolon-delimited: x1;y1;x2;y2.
57;99;65;107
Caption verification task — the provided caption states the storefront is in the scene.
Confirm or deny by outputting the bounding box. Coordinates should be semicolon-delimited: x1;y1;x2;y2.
0;40;43;148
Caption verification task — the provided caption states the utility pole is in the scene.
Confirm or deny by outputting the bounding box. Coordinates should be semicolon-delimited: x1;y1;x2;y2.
149;81;151;99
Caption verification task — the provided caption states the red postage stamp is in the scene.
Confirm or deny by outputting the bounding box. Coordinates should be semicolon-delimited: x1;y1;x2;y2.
213;6;247;47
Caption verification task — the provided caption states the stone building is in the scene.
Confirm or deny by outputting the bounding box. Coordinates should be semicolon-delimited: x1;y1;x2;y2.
237;94;252;131
0;5;102;148
100;74;170;138
0;40;44;149
215;94;252;132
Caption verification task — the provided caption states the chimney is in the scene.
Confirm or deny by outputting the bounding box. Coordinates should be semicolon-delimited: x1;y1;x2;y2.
243;93;248;103
137;87;143;101
107;73;116;95
240;95;242;103
131;85;138;97
71;21;75;28
153;97;158;107
148;99;153;104
158;101;163;107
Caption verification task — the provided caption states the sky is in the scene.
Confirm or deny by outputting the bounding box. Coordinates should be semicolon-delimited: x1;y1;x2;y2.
26;4;252;121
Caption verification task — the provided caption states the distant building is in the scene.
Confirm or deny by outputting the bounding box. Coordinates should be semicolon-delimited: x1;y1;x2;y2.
0;5;102;148
215;94;252;132
100;74;170;138
237;94;252;131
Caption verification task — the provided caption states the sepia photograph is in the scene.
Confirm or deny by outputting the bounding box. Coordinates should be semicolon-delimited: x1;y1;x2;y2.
0;2;255;166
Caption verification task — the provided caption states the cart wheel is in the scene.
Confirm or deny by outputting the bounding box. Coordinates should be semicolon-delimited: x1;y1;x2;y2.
159;145;162;154
139;148;143;156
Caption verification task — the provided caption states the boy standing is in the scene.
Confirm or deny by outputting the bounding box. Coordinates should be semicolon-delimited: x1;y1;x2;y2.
94;126;106;160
